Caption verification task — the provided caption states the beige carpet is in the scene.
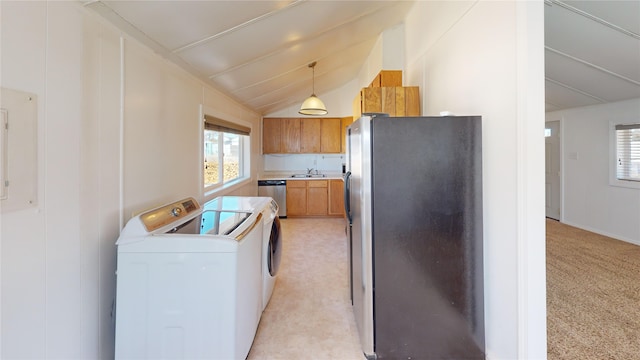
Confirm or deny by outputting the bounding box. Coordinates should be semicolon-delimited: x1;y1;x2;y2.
547;219;640;359
247;218;365;360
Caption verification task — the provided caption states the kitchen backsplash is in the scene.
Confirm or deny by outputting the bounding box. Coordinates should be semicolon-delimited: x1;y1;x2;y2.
264;154;345;173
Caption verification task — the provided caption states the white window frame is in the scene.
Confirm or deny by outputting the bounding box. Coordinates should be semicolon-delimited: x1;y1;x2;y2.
201;105;252;197
609;120;640;189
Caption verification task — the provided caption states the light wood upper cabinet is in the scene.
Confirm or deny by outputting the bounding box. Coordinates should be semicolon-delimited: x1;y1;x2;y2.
369;70;403;88
353;69;420;119
320;118;342;153
300;118;321;153
354;86;420;119
262;118;282;153
263;117;347;154
282;118;300;153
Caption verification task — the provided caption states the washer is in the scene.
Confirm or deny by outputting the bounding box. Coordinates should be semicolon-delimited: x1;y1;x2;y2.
114;197;264;360
204;196;282;310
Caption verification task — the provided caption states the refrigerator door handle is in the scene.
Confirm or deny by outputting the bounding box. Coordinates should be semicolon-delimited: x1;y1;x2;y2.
343;171;352;224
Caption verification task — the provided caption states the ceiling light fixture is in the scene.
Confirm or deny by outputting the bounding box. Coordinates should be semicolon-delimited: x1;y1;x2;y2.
299;61;328;116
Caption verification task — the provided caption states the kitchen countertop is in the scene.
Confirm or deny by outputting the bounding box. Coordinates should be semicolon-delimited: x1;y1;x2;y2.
259;172;345;181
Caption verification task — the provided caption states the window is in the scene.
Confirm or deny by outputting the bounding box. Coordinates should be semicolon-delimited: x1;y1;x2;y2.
203;114;250;190
615;123;640;182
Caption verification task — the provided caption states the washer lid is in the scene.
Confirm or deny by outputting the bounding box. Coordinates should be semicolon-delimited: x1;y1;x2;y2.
165;210;252;236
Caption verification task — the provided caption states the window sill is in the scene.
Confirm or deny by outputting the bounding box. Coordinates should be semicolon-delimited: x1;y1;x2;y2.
609;178;640;190
203;176;253;202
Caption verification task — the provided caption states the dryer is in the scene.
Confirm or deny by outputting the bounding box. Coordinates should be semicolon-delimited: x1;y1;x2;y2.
204;196;282;310
114;197;264;360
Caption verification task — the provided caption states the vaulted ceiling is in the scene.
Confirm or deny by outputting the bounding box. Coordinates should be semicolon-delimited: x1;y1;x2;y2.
83;0;640;115
83;0;415;115
544;0;640;112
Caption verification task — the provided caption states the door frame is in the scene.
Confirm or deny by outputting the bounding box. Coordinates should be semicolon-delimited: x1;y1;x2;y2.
545;118;563;220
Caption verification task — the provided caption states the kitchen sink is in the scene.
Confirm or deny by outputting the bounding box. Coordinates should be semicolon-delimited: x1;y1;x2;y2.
291;174;326;178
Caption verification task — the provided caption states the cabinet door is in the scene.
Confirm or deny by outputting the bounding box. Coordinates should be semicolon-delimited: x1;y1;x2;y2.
361;87;382;114
405;86;420;116
282;118;301;153
263;118;282;154
307;180;328;215
369;70;402;87
320;118;342;153
286;180;307;215
379;70;403;87
328;179;345;216
300;118;321;153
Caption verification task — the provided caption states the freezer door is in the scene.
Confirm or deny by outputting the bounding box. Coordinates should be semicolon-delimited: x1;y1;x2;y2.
349;116;375;358
370;116;485;359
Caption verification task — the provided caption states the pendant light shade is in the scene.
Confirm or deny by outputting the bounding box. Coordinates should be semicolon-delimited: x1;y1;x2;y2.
299;62;328;115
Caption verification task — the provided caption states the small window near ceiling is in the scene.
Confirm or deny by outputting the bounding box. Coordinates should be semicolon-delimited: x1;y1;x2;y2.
544;128;552;137
615;123;640;182
203;114;250;190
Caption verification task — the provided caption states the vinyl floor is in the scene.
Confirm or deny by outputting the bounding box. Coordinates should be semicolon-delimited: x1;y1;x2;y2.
247;217;365;360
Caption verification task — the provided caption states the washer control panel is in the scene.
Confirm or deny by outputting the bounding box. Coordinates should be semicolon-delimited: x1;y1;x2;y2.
139;197;201;232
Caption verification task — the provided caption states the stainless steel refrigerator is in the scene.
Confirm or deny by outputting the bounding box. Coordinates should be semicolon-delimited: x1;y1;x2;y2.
344;114;484;359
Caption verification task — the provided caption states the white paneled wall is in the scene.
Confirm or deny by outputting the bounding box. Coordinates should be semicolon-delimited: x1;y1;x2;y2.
0;2;261;359
2;2;58;358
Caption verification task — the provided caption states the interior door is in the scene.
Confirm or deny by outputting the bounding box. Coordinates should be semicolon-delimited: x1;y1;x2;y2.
545;121;561;220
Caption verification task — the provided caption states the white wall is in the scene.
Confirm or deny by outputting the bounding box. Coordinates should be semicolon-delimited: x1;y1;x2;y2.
405;1;546;359
0;2;262;359
547;98;640;244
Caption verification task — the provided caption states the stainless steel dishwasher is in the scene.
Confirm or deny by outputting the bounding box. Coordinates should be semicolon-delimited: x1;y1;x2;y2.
258;180;287;217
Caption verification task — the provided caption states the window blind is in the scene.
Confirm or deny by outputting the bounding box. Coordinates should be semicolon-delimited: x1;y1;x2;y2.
204;114;250;135
615;123;640;182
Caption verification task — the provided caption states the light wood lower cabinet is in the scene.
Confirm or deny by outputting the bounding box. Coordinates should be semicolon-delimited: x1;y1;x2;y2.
287;179;344;217
286;180;307;216
328;179;345;216
307;180;328;215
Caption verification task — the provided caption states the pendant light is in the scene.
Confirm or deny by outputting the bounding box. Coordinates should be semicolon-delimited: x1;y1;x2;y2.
299;61;328;115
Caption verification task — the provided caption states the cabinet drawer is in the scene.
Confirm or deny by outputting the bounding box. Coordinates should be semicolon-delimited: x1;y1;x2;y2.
287;180;306;188
307;180;328;188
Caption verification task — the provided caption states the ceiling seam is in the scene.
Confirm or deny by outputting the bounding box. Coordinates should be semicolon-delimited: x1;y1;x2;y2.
545;0;640;40
205;3;408;79
217;41;375;94
545;46;640;87
208;37;374;81
171;0;307;54
544;99;563;109
545;77;607;103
